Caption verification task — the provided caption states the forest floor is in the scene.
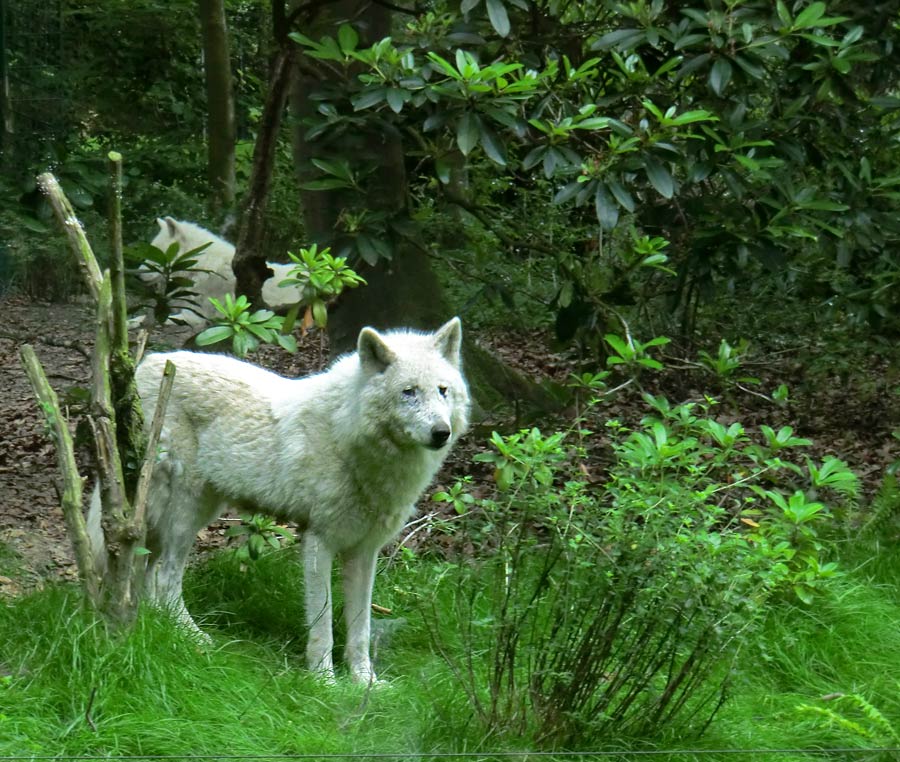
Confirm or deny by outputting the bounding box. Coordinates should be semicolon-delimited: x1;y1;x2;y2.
0;293;897;598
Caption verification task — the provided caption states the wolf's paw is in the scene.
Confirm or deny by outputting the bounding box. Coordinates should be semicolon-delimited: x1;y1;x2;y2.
312;668;337;686
349;665;383;687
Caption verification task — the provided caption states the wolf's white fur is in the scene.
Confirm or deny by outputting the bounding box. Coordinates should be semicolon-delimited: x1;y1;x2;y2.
146;217;302;326
90;319;469;682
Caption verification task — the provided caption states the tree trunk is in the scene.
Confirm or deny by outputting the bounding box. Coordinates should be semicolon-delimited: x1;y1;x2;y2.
285;2;560;416
0;0;12;152
199;0;236;215
289;1;451;352
231;44;293;306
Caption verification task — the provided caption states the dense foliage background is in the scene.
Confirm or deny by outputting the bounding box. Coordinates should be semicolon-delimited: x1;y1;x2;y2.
1;0;899;758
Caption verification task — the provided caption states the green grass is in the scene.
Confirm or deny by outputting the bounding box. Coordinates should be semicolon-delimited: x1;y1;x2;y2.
1;545;899;759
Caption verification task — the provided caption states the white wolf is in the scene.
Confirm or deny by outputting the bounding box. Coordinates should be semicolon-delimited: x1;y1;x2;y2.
144;217;301;326
90;318;469;683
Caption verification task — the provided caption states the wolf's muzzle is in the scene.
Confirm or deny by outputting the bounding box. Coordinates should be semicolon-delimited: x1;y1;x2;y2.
429;427;451;449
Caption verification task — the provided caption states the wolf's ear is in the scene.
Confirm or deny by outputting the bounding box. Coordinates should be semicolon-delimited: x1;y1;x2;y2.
160;216;179;238
358;327;397;373
433;317;463;367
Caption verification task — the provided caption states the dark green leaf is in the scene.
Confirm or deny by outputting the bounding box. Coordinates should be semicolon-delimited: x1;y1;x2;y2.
423;112;449;132
357;235;380;266
457;112;480;155
591;29;643;50
480;122;507;166
543;148;561;178
871;96;900;109
299;178;353;191
18;215;50;234
794;2;825;29
386;88;407;114
485;0;510;37
607;179;635;212
775;0;792;27
352;89;386;110
678;52;712;78
522;146;547;170
673;34;708;51
594;184;619;230
733;54;765;80
435;155;452;184
681;8;708;25
553;181;582;205
709;58;732;95
644;156;675;199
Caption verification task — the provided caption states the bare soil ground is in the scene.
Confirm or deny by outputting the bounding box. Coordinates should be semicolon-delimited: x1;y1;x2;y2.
1;293;897;597
0;295;338;595
0;294;571;596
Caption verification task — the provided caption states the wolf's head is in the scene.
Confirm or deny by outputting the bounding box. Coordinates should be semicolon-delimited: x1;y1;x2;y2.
150;217;234;257
356;318;470;452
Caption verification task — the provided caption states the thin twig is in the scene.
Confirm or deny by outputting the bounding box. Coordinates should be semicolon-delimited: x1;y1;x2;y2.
84;686;98;732
131;360;177;531
133;330;149;367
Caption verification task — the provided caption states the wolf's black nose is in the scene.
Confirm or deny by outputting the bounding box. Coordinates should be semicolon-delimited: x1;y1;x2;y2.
430;427;451;448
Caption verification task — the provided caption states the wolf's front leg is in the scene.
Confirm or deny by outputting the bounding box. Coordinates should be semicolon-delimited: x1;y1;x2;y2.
342;546;379;684
303;532;335;680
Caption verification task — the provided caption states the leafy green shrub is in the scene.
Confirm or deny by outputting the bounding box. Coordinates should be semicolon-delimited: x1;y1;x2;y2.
430;394;858;746
195;294;297;357
226;513;295;562
126;239;214;326
279;243;367;331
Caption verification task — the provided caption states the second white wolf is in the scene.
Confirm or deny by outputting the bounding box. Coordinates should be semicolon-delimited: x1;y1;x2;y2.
91;318;470;683
144;217;301;326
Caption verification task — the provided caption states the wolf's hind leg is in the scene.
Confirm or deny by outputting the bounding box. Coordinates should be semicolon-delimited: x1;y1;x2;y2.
303;532;335;680
145;484;220;642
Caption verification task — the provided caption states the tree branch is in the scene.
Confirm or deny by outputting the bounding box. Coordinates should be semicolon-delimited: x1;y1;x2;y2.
107;152;129;352
19;344;100;601
36;173;104;302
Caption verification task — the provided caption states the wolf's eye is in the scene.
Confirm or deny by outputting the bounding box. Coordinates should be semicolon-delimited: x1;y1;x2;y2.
438;385;448;397
402;387;417;398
